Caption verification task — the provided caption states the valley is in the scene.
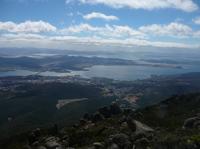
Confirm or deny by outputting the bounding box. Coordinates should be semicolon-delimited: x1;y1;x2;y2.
0;72;200;140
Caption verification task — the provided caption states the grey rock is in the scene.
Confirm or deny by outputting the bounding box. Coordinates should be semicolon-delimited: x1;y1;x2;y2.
127;118;154;134
45;141;60;149
127;117;136;132
44;136;62;149
183;116;200;129
93;142;104;149
194;120;200;129
108;133;132;149
121;122;128;128
108;143;119;149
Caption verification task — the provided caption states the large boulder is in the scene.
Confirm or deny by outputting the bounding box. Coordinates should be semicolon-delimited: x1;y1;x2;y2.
194;120;200;129
44;136;63;149
134;120;154;134
127;117;137;132
127;118;154;149
127;117;154;134
183;116;200;129
93;142;104;149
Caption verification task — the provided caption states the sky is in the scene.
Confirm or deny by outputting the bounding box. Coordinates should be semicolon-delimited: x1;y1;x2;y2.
0;0;200;52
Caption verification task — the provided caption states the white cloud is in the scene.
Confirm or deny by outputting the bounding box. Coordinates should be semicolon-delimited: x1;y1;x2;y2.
61;22;199;39
1;33;46;40
193;17;200;25
139;22;193;38
0;20;56;33
83;12;119;21
62;23;100;33
0;21;199;49
79;0;198;12
106;25;146;38
61;23;146;39
1;33;199;49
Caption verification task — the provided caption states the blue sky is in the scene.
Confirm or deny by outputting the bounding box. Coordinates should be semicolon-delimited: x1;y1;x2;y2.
0;0;200;51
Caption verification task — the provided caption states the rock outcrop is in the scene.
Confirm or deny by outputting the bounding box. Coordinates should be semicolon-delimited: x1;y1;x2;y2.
183;114;200;129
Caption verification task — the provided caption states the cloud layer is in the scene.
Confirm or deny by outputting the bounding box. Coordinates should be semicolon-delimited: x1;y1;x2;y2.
61;23;146;39
79;0;198;12
0;20;200;49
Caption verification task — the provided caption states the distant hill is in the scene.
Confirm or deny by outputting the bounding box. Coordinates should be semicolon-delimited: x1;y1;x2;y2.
0;55;138;72
135;92;200;129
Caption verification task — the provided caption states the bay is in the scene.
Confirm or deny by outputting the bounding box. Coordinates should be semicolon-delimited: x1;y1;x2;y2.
0;64;199;81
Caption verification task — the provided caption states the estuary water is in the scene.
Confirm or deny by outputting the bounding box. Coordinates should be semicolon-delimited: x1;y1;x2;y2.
0;64;199;81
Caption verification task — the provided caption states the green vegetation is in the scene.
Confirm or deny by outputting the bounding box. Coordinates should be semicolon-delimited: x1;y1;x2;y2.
0;82;115;139
1;93;200;149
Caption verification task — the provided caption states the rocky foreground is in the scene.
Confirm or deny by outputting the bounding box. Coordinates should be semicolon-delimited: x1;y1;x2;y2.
1;93;200;149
